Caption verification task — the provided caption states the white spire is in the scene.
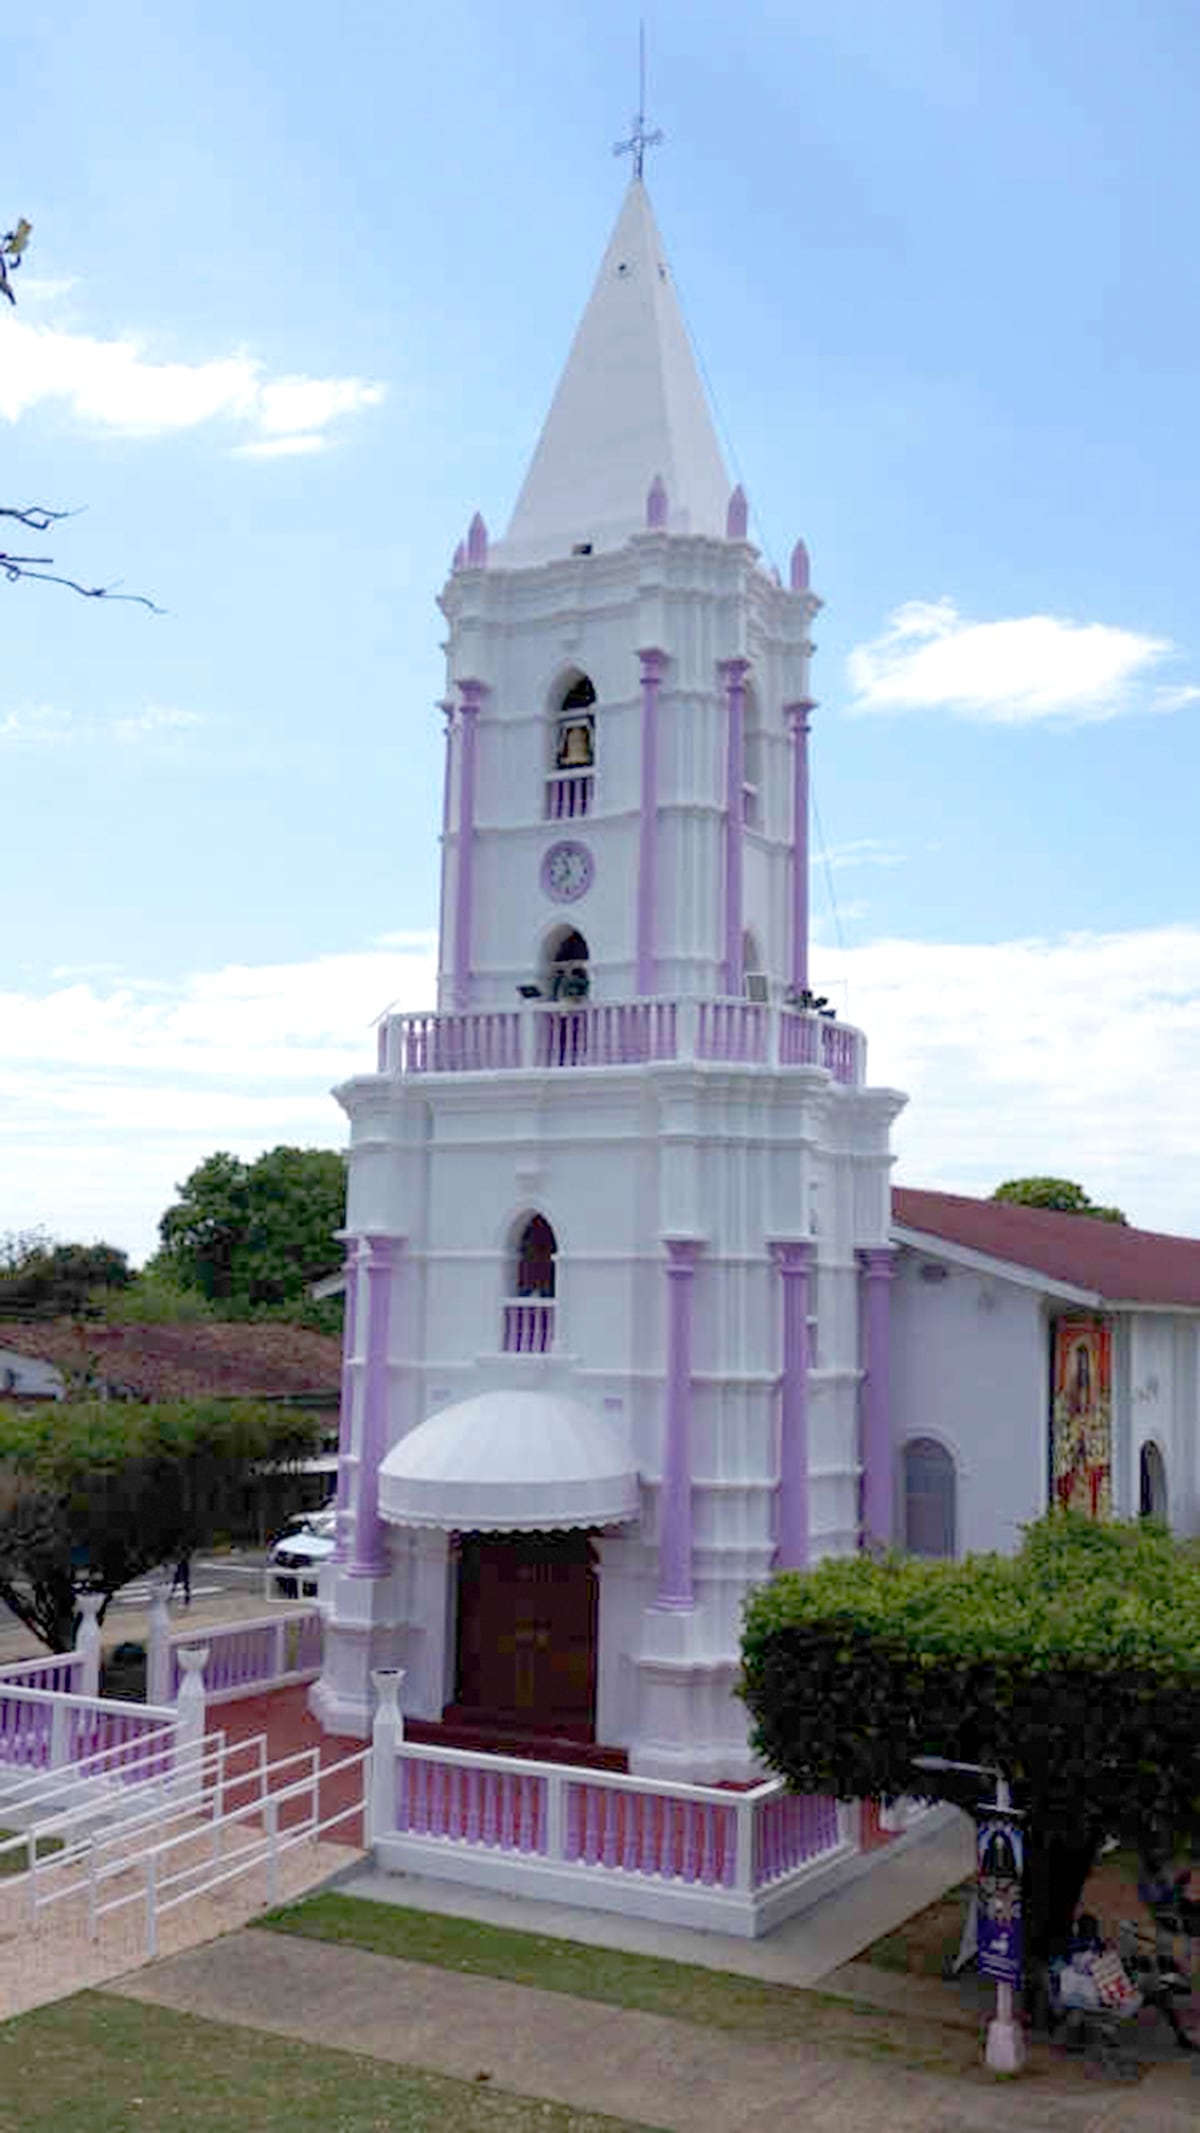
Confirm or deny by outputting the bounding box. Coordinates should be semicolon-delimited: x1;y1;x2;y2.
497;180;731;568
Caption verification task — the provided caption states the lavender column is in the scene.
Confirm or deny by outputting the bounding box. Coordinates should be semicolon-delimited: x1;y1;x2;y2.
720;658;749;997
436;698;454;1005
657;1238;703;1609
347;1236;401;1579
785;698;814;996
770;1240;813;1569
636;648;666;995
331;1237;361;1564
452;679;485;1011
857;1247;896;1549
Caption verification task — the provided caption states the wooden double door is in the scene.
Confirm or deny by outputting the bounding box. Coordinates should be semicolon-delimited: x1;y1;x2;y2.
453;1532;598;1740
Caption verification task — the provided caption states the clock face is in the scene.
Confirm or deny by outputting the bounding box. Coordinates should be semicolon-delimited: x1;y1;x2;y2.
542;840;594;904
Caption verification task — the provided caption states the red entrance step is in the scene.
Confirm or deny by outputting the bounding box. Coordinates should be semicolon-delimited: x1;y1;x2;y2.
406;1714;628;1772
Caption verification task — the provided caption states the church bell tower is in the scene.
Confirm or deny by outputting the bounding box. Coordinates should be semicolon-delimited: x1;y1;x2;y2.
313;173;903;1781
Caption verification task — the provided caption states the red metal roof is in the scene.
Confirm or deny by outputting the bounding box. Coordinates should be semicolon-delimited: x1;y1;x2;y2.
0;1319;342;1403
892;1187;1200;1308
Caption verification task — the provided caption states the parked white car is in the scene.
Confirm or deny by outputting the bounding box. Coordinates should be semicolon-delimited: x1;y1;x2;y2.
267;1508;336;1599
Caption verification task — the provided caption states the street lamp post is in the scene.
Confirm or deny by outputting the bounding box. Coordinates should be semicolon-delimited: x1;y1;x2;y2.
913;1754;1026;2075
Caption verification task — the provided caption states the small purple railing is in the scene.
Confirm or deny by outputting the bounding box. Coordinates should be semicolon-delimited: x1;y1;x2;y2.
502;1301;555;1354
0;1651;86;1695
0;1683;177;1778
387;1743;844;1900
697;1001;768;1063
170;1609;323;1704
379;1000;864;1086
545;773;593;820
534;1001;678;1069
753;1790;842;1884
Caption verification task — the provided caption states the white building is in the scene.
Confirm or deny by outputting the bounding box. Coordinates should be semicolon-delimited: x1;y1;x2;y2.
312;175;905;1791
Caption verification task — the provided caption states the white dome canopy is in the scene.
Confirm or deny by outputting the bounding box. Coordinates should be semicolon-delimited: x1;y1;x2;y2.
378;1389;640;1533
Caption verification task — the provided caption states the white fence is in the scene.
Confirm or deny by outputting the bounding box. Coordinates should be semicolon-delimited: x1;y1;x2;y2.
5;1728;367;1957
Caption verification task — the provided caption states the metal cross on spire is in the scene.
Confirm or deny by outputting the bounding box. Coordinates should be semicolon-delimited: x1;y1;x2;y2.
613;21;664;180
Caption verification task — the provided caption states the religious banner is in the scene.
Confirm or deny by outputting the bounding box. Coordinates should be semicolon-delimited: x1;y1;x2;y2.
1051;1317;1113;1518
977;1814;1025;1988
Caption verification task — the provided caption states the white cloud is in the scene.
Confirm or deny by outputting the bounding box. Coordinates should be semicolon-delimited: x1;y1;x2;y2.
0;703;75;745
813;923;1200;1227
847;598;1189;723
5;925;1200;1260
1;702;205;749
823;838;905;871
233;434;329;461
0;313;384;456
111;705;204;742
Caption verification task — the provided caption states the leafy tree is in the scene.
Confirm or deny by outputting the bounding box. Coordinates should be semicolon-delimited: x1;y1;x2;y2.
740;1515;1200;1971
0;1233;132;1318
155;1146;347;1327
992;1177;1127;1225
0;1399;321;1650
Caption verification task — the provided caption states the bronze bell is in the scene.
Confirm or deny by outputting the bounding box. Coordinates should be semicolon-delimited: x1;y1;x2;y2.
558;719;594;769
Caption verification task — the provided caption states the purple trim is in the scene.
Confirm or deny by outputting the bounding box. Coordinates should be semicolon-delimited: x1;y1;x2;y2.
436;700;454;1002
646;474;668;530
785;699;814;995
347;1236;402;1578
857;1248;896;1549
790;539;811;592
726;485;748;540
771;1241;813;1569
719;659;750;997
452;541;466;572
452;679;485;1011
636;648;666;995
657;1238;703;1609
331;1239;361;1563
466;512;488;567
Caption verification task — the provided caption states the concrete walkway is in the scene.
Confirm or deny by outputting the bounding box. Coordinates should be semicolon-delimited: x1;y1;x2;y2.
334;1804;976;1988
110;1923;1200;2132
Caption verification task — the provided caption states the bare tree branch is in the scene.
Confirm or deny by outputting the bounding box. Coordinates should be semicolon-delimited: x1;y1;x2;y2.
0;553;165;611
2;223;162;611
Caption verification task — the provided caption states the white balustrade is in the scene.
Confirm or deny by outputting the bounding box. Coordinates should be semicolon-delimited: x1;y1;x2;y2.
372;1734;847;1928
379;999;862;1086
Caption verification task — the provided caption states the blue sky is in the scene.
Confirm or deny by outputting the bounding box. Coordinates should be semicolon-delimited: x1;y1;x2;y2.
4;0;1200;1257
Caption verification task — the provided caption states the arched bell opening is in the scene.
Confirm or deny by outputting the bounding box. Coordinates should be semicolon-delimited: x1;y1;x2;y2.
546;672;596;821
541;925;590;1002
1139;1440;1168;1522
502;1211;558;1356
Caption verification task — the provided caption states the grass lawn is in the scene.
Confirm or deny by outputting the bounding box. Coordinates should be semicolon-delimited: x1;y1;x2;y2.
0;1992;660;2133
263;1892;982;2075
0;1828;62;1877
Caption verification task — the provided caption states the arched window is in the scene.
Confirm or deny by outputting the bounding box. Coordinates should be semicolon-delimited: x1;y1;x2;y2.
903;1438;956;1558
504;1214;557;1353
1139;1441;1168;1522
547;674;596;821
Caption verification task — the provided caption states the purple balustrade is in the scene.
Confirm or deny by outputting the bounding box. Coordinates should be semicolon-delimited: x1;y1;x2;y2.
502;1301;555;1354
753;1792;841;1889
697;1000;767;1063
544;772;593;820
